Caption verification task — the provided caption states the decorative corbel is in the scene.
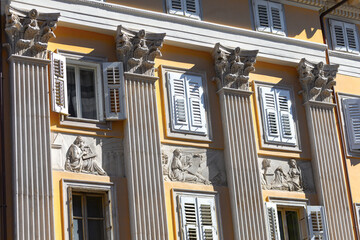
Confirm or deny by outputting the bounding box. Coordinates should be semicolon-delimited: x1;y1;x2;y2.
4;6;60;59
116;25;165;76
297;58;338;103
212;43;258;91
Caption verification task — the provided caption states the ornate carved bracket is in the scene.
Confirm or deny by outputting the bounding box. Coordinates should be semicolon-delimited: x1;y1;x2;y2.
4;6;60;59
297;58;338;103
116;25;166;76
212;43;258;91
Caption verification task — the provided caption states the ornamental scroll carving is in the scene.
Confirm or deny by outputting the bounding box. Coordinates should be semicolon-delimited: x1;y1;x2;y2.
4;6;59;59
116;25;165;76
212;43;258;91
297;58;339;103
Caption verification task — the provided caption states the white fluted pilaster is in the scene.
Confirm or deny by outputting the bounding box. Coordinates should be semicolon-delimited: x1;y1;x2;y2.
9;55;55;240
218;88;267;240
123;72;168;240
305;102;354;239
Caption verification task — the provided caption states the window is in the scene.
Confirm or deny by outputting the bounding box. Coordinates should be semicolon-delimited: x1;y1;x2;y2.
330;19;359;53
50;52;126;123
70;192;106;240
253;0;286;35
176;192;220;240
166;71;208;136
266;202;328;240
62;180;116;240
258;85;297;146
343;98;360;152
166;0;201;19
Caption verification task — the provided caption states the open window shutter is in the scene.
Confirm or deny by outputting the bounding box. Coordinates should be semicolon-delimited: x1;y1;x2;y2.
307;206;328;240
265;202;280;240
179;196;200;240
276;89;296;146
184;0;200;18
186;75;207;135
197;197;218;240
344;23;359;53
102;62;126;120
330;20;347;51
68;188;74;238
269;1;285;35
168;0;184;15
50;52;68;114
168;72;190;132
260;87;281;143
343;98;360;151
255;0;271;32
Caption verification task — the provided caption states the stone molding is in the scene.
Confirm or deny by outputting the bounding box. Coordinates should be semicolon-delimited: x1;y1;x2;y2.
298;58;338;103
212;43;258;91
116;25;165;76
4;5;60;59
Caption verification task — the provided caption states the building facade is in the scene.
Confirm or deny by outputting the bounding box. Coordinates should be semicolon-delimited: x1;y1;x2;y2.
1;0;360;239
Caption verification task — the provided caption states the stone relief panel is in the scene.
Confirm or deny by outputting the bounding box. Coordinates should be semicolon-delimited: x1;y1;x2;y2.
51;133;124;177
259;157;315;193
161;145;226;186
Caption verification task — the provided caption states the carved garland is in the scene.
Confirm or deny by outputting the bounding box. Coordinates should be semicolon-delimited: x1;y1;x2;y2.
4;6;60;59
297;58;338;103
212;43;258;91
116;25;166;76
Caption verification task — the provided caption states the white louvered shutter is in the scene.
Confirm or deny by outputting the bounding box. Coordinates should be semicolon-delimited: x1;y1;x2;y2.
184;0;200;18
344;23;359;53
269;1;285;35
186;75;207;135
343;98;360;151
331;20;347;51
168;72;190;132
198;197;218;240
265;202;280;240
255;0;271;32
260;87;281;143
180;196;200;240
168;0;184;15
50;52;68;114
307;206;328;240
103;62;126;120
276;89;296;146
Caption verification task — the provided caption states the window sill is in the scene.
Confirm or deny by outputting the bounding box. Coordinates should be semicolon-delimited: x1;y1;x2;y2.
166;129;212;142
60;116;112;130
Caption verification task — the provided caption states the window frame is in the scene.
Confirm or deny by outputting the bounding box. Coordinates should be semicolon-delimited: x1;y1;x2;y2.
254;81;301;152
160;66;212;142
172;189;223;240
166;0;202;20
253;0;287;36
62;179;118;240
329;19;360;54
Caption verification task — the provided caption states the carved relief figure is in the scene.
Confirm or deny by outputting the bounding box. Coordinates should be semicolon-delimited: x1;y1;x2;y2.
272;167;289;190
287;159;303;191
261;159;271;190
65;136;106;175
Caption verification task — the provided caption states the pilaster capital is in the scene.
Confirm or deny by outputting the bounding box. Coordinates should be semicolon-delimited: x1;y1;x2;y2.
212;43;258;91
4;6;60;59
297;58;338;103
116;25;166;76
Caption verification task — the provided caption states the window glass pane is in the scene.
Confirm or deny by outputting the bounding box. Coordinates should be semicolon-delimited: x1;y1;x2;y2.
67;66;77;118
73;219;84;240
286;211;300;240
88;220;104;240
80;69;97;120
278;211;285;240
73;195;82;217
86;196;103;218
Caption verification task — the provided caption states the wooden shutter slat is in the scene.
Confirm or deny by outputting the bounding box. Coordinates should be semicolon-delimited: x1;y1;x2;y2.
260;87;281;143
344;22;359;53
187;75;207;134
276;89;296;146
265;202;280;240
343;98;360;151
330;20;348;51
50;52;68;115
307;206;328;240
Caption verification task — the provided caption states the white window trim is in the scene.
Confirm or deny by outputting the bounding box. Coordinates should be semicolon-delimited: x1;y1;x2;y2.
172;189;223;240
329;19;360;54
336;92;360;158
161;66;212;142
166;0;202;20
254;81;301;152
253;0;287;36
61;179;118;240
